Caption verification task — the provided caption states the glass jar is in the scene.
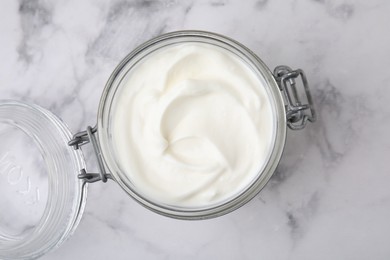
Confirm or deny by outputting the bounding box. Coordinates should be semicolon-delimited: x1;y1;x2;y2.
0;30;315;259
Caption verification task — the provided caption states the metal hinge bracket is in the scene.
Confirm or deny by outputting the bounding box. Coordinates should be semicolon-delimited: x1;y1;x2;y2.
274;66;316;130
68;126;112;183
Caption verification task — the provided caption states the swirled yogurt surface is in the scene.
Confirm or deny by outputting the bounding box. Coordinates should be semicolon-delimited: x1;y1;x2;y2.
112;42;274;207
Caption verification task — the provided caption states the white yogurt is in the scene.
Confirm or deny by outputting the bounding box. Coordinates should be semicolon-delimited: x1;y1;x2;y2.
112;42;274;207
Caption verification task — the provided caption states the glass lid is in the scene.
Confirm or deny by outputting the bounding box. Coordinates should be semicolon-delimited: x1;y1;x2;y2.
0;100;87;259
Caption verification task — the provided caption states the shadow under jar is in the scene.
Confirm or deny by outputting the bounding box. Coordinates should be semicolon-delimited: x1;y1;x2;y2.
0;30;315;259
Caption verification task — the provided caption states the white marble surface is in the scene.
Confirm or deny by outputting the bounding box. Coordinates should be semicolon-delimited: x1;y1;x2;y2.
1;0;390;259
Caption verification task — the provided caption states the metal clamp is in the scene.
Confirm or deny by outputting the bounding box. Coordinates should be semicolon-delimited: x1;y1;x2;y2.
274;66;316;130
68;126;112;183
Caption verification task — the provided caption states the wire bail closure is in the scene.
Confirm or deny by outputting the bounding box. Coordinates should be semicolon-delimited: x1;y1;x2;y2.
68;126;112;183
274;66;316;130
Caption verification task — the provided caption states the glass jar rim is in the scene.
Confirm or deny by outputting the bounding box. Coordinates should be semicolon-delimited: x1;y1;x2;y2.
97;30;287;219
